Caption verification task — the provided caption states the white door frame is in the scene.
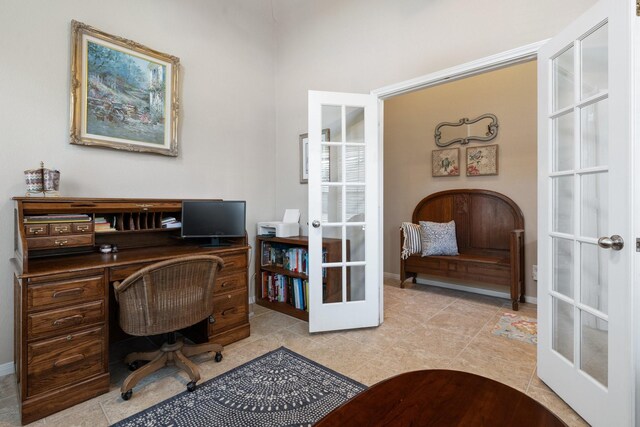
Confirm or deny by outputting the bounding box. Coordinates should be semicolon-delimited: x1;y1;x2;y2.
370;36;637;422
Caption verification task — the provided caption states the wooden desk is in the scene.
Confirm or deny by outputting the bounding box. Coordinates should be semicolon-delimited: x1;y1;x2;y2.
11;197;250;424
315;370;567;427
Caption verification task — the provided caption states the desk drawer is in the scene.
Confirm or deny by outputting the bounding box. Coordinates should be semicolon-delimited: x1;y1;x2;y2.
27;234;93;250
49;223;72;235
221;253;247;271
28;300;104;340
209;290;247;335
28;275;104;311
27;326;105;397
215;271;246;295
25;224;49;236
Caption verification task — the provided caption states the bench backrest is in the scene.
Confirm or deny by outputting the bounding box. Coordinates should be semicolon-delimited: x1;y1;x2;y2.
412;189;524;258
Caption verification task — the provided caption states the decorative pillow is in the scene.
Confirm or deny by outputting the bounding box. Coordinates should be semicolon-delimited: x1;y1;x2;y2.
419;220;459;256
400;222;422;259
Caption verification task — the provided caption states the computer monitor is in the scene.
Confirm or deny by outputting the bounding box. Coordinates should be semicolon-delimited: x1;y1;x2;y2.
181;200;246;247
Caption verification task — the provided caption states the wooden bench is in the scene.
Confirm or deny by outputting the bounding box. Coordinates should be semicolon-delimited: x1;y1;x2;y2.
400;189;525;310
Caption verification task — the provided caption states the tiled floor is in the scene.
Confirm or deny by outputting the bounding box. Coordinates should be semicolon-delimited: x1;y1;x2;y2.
0;279;588;426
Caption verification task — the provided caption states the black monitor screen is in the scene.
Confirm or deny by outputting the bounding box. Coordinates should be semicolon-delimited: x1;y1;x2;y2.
181;200;246;238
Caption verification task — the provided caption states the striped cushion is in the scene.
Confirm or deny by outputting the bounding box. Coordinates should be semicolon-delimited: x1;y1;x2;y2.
400;222;422;259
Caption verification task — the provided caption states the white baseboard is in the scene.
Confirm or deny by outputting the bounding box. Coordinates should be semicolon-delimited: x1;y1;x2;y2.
0;361;14;377
384;272;537;305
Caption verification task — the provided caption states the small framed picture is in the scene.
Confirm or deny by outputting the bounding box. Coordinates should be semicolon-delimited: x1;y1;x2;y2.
466;145;498;176
300;128;329;183
432;148;460;177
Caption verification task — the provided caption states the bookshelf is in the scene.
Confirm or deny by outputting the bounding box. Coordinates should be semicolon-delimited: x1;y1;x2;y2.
255;236;346;321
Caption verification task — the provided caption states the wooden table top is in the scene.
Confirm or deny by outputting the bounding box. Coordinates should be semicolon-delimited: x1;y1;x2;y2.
315;369;567;427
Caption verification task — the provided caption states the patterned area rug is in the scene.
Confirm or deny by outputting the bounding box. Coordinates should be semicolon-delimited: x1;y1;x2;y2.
492;312;538;345
112;347;366;427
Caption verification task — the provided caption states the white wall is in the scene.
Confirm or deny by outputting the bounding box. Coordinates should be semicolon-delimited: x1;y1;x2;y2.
0;0;276;366
271;0;596;241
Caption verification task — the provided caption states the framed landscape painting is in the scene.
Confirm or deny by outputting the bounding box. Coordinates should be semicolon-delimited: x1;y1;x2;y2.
70;21;180;156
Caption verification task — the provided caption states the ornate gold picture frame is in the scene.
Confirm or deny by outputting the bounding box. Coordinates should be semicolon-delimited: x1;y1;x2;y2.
70;20;180;156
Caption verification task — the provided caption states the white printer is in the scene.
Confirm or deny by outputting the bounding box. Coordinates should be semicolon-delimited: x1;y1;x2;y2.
257;209;300;237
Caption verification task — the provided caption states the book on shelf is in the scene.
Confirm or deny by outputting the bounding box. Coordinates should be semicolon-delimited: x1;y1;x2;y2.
261;242;310;275
261;271;309;311
94;217;116;232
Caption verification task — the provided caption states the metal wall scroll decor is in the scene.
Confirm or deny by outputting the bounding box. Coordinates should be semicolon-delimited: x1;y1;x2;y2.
434;113;499;147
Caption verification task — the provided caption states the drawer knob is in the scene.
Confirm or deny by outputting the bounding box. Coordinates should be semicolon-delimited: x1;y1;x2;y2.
66;335;72;341
209;315;216;324
55;239;69;246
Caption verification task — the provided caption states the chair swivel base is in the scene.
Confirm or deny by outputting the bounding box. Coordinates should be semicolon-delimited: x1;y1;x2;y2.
120;337;223;400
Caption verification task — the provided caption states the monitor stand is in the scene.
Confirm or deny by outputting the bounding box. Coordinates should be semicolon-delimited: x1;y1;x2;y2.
201;237;231;247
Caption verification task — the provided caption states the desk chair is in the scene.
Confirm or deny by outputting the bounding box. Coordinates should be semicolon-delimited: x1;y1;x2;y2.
113;255;225;400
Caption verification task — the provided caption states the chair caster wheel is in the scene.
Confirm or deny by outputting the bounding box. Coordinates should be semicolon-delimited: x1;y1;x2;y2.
122;389;132;400
187;381;197;392
215;352;223;363
128;361;139;371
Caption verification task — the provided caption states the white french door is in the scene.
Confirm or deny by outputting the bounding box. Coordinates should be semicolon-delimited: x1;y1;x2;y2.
307;90;381;333
537;0;633;425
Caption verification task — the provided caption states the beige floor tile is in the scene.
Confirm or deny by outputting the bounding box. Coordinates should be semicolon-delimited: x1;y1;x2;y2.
449;350;536;392
422;311;490;338
0;395;20;426
45;399;109;427
101;373;187;424
2;281;587;426
527;385;589;427
0;376;16;401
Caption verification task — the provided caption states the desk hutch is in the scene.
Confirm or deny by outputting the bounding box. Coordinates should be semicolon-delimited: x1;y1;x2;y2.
11;197;250;424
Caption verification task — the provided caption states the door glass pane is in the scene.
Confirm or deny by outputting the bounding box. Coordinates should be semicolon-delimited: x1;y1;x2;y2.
553;112;574;172
345;107;365;143
553;297;574;362
553;176;573;234
322;105;342;142
345;186;365;221
323;266;343;304
581;310;608;386
553;237;574;297
581;172;607;239
322;187;342;223
553;46;575;111
345;145;365;183
348;265;365;302
320;145;330;182
322;145;342;183
581;23;608;99
581;99;608;168
346;225;365;263
580;242;608;314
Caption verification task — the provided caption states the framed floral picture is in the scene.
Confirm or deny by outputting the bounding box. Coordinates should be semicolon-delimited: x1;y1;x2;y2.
432;148;460;177
466;145;498;176
69;21;180;156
